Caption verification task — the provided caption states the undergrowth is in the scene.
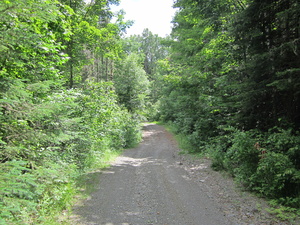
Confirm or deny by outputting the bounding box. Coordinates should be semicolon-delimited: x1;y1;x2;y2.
265;200;300;224
0;81;142;225
159;121;300;223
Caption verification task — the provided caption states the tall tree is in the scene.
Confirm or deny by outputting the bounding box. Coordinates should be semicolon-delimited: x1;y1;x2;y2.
57;0;122;87
0;0;70;83
123;29;169;77
157;0;300;207
157;0;239;142
232;0;300;130
113;53;150;113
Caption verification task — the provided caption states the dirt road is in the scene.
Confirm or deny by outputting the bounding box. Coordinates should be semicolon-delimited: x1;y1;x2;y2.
73;123;283;225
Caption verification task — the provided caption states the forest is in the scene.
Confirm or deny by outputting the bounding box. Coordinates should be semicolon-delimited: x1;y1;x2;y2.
0;0;299;224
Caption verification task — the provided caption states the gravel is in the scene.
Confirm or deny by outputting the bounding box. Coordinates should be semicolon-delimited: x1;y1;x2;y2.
72;123;297;225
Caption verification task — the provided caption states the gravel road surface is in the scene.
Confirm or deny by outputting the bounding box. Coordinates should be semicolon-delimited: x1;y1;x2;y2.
73;123;294;225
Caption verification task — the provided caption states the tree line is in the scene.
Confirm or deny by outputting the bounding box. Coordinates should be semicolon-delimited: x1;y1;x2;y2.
156;0;300;211
0;0;172;222
0;0;159;223
1;0;300;224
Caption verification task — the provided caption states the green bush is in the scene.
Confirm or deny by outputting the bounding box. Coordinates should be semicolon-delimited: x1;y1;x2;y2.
224;129;260;184
250;152;298;200
210;127;235;169
0;80;142;224
0;160;78;224
207;126;300;208
0;160;38;224
265;128;300;170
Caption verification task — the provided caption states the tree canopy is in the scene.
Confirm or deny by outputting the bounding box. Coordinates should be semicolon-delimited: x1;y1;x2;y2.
156;0;300;209
0;0;142;223
1;0;300;223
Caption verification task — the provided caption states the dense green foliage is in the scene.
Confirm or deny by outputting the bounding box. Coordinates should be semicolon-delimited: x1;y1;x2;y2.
114;53;150;113
119;29;171;118
0;0;142;224
155;0;300;208
1;0;300;223
0;80;140;224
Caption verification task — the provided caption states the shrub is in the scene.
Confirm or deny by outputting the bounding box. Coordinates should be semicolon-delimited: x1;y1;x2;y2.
0;160;38;224
0;80;142;224
250;152;300;207
223;129;260;184
207;126;300;208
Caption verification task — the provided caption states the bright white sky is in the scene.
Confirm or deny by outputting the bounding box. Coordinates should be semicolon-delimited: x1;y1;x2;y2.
111;0;176;37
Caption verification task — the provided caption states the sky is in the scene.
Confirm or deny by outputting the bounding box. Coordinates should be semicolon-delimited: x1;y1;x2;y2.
111;0;177;37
